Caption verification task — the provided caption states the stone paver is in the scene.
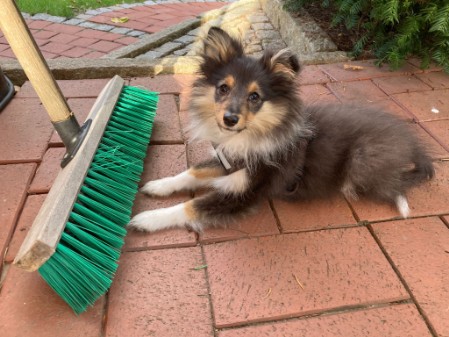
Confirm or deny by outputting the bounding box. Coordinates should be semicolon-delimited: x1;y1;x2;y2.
204;227;408;327
0;98;53;163
393;89;449;121
273;196;356;232
106;247;212;337
373;217;449;337
0;267;104;337
0;164;36;263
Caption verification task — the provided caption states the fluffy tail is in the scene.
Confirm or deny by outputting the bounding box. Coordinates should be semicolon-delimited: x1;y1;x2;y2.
403;152;435;185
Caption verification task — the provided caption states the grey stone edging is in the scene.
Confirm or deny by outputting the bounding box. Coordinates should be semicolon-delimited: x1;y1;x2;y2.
259;0;349;64
1;57;201;85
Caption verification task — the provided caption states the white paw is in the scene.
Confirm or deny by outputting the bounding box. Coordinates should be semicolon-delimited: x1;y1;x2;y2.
128;204;190;232
140;177;177;197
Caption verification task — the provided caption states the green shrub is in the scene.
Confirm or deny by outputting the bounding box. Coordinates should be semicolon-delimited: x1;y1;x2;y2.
284;0;449;72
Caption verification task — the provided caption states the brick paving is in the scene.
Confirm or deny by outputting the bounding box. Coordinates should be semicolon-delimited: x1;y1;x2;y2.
1;1;449;336
0;1;228;60
1;60;449;336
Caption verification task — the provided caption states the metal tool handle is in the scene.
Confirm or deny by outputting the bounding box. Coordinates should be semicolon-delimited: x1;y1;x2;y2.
0;0;91;167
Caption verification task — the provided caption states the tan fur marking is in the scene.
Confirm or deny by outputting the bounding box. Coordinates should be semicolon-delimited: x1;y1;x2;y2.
189;167;225;180
184;200;197;221
247;101;287;135
273;63;296;78
224;75;235;88
247;81;260;95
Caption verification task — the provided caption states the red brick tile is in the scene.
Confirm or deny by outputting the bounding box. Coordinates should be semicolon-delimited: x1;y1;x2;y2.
31;30;58;40
143;25;165;34
125;194;196;251
299;84;340;105
372;217;449;337
83;50;107;59
29;147;65;193
140;144;187;186
59;46;91;58
416;71;449;89
273;196;356;232
14;81;38;98
40;41;73;54
130;75;188;94
88;15;112;24
116;36;139;45
5;194;46;263
45;23;84;35
76;29;108;39
0;43;9;52
319;60;418;82
96;31;127;42
106;248;212;337
27;20;52;30
121;20;153;31
199;199;279;243
89;40;122;53
41;51;58;59
373;75;432;95
392;89;449;121
421;119;449;154
414;122;449;159
218;304;432;337
49;33;79;44
58;79;110;98
0;48;15;59
0;164;35;261
327;80;389;103
0;267;104;336
0;98;53;163
68;36;100;47
350;161;449;221
204;227;408;327
298;65;331;85
187;141;215;167
150;95;183;143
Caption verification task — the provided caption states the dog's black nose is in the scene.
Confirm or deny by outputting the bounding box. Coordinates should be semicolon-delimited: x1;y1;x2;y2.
223;112;239;127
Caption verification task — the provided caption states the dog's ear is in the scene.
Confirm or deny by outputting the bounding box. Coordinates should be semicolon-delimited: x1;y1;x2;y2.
201;27;244;64
260;49;301;79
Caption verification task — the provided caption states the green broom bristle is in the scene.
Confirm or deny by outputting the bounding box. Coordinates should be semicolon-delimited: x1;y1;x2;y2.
38;85;158;314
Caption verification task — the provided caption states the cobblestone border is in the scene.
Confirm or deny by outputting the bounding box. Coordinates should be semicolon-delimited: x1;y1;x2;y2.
259;0;348;64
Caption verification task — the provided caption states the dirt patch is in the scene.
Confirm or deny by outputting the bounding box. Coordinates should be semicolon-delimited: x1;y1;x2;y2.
292;2;372;57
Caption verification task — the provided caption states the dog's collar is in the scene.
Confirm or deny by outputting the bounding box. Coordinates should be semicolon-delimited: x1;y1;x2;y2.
214;147;232;171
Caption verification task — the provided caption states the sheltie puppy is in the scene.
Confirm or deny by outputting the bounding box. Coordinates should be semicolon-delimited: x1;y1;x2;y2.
128;27;434;233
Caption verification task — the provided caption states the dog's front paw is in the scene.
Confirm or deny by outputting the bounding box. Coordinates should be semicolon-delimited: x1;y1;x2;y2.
128;203;191;232
140;177;177;197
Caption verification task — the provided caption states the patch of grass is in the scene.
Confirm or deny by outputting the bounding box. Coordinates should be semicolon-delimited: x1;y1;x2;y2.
17;0;147;18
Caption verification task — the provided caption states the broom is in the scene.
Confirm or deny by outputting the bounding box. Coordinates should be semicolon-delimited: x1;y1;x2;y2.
0;0;158;314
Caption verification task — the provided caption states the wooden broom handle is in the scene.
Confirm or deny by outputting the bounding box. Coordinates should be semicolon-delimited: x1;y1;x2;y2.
0;0;72;122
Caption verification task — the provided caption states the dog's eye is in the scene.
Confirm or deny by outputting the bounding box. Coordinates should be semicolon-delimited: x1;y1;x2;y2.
248;92;260;103
217;84;230;96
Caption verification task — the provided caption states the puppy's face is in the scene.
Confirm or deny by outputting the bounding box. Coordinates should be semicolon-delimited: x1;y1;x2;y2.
190;27;301;142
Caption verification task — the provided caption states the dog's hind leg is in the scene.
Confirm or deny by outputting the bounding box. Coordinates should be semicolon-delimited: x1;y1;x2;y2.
140;160;226;197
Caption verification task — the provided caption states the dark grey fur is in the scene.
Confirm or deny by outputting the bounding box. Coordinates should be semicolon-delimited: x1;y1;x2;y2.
189;27;434;226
